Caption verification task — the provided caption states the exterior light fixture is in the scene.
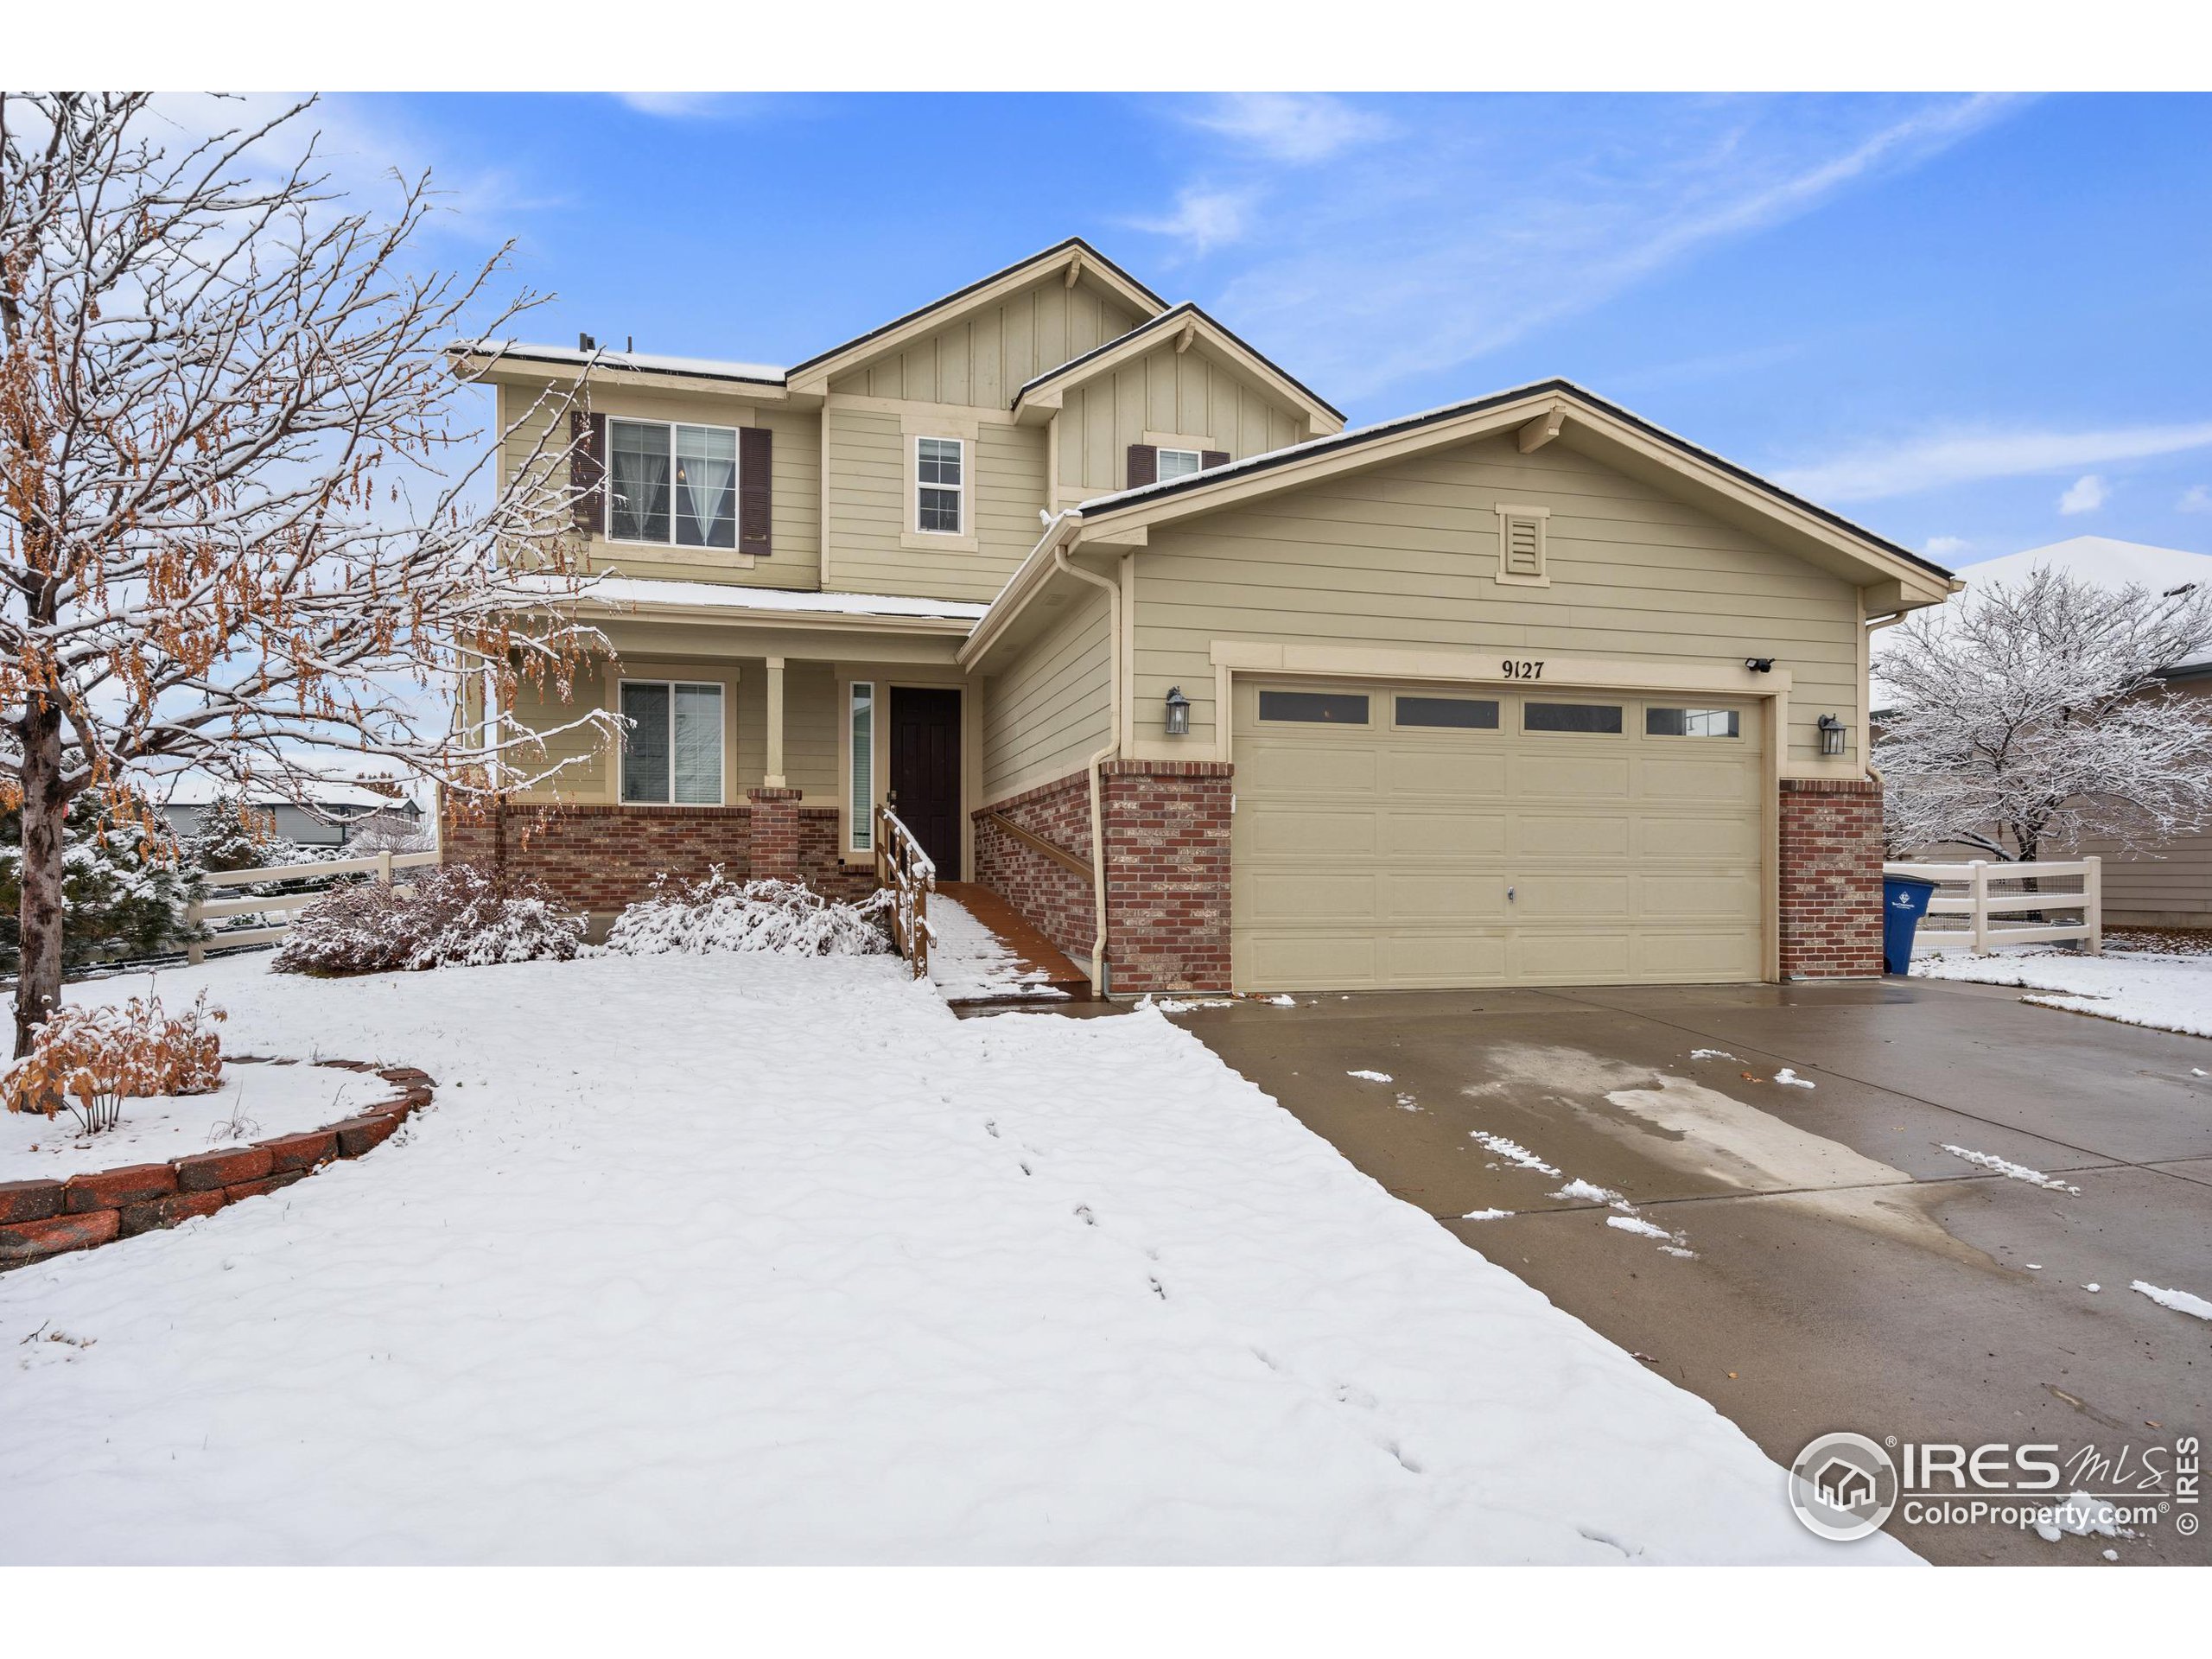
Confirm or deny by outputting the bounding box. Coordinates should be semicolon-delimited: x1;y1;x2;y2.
1164;685;1192;737
1745;657;1774;674
1817;714;1847;756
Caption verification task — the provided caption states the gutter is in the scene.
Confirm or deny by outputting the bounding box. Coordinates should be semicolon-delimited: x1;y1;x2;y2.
1049;539;1122;994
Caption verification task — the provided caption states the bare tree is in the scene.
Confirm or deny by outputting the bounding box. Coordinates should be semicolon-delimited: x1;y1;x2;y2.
1877;566;2212;862
0;93;614;1054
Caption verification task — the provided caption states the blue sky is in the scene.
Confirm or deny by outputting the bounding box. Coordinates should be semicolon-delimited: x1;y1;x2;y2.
335;91;2212;572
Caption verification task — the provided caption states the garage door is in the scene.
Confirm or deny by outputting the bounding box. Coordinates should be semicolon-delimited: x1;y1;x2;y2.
1231;679;1765;991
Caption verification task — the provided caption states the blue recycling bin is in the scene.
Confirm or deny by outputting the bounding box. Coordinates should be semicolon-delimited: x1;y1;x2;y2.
1881;873;1940;974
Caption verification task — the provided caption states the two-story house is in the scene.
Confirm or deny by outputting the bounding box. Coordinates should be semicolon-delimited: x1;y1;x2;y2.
448;237;1956;995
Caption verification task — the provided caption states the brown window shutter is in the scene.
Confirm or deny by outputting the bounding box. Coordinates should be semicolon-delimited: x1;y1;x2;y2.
571;410;606;536
1126;443;1157;488
739;426;773;555
1199;449;1230;471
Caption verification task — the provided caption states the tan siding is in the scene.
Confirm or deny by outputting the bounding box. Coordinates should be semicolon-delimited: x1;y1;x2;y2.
828;278;1141;408
505;667;614;800
828;410;1047;603
1129;435;1863;767
499;384;821;589
1056;340;1307;499
2063;677;2212;922
982;586;1112;801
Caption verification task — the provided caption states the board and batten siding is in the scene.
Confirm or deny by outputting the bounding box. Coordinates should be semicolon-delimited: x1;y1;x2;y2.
1056;340;1309;499
827;283;1144;409
981;584;1113;804
1128;434;1865;768
825;404;1048;602
497;382;822;589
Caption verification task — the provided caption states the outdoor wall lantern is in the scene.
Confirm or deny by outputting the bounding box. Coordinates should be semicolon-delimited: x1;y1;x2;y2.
1817;713;1847;756
1163;685;1192;737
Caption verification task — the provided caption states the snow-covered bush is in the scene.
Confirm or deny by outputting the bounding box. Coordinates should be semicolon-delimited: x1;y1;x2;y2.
3;989;224;1135
272;863;583;976
603;871;893;957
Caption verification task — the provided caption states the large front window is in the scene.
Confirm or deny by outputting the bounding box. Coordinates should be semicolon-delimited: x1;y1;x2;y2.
609;419;737;549
621;680;723;804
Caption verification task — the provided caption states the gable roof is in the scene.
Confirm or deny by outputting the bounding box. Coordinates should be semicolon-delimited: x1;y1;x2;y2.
450;339;787;389
1010;302;1344;430
1950;536;2212;673
783;237;1167;389
1072;377;1958;598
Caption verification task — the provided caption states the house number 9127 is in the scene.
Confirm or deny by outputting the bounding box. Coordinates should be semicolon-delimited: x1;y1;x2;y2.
1502;659;1544;680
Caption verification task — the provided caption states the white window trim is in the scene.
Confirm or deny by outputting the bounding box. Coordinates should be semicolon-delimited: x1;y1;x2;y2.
617;677;727;806
913;435;966;537
899;412;981;553
605;416;742;552
1155;447;1205;482
844;678;876;857
1492;502;1552;588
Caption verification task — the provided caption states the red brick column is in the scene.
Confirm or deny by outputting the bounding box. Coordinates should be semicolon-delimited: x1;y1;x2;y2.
1778;778;1885;978
747;787;803;880
1100;759;1233;995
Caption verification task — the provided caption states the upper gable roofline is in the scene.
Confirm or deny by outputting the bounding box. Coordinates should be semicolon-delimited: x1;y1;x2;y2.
448;340;789;396
1074;377;1959;597
1011;302;1346;428
783;237;1168;385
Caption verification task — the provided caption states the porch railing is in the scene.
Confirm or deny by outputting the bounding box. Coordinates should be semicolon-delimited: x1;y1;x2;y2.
873;804;935;980
1884;856;2101;955
186;849;442;963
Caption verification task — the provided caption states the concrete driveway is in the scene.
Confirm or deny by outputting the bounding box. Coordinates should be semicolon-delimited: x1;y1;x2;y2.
1166;977;2212;1566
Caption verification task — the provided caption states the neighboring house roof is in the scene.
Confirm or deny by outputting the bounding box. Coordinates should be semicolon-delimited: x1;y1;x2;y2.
452;340;786;387
782;237;1167;388
158;779;419;812
1955;536;2212;673
1009;302;1344;430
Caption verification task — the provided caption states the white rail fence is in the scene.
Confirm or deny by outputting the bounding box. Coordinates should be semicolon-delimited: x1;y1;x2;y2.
1883;857;2101;955
186;849;442;963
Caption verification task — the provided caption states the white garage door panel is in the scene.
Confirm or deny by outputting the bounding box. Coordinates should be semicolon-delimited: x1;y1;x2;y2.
1232;679;1765;991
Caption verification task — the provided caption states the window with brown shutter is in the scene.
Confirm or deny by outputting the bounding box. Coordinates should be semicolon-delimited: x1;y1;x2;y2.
1492;503;1551;587
571;410;607;537
1126;443;1158;488
739;426;772;555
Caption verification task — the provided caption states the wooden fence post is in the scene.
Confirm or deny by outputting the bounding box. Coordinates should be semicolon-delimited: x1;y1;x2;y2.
377;849;394;887
2083;855;2101;956
1969;861;1989;954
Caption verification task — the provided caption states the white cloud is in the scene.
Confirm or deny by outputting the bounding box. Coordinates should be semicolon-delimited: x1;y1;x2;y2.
1179;93;1393;163
2058;474;2109;515
1771;420;2212;503
1125;187;1257;256
2181;485;2212;514
616;92;722;118
1925;535;1971;556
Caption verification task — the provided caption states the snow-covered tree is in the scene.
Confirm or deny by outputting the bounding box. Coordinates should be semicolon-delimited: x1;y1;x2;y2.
1877;566;2212;861
0;93;617;1053
0;789;197;970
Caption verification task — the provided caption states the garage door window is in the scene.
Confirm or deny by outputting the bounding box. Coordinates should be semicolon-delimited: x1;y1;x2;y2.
1258;690;1370;725
1524;702;1623;734
1395;695;1500;730
1645;707;1741;739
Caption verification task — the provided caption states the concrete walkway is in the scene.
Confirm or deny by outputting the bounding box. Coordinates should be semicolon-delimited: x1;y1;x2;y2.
1167;976;2212;1566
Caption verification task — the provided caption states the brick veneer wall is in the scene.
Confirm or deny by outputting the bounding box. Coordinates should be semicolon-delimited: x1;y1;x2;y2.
1101;760;1234;995
1778;777;1885;978
800;808;874;902
971;772;1097;969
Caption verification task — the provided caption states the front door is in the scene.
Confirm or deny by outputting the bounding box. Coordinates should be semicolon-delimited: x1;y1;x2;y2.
889;686;962;879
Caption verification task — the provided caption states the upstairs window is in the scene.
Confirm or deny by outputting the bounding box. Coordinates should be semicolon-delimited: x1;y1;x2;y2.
917;436;964;534
608;419;737;549
1157;448;1205;481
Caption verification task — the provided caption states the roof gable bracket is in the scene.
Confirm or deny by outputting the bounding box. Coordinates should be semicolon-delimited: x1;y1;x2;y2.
1516;403;1567;454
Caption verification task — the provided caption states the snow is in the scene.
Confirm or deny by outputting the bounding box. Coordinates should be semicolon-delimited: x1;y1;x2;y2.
601;874;890;960
1460;1209;1515;1220
1912;949;2212;1039
1467;1130;1561;1178
1689;1048;1736;1061
2030;1491;2131;1543
926;895;1068;1002
458;337;787;384
1553;1178;1628;1208
510;572;988;623
0;951;1897;1565
1262;994;1298;1007
1940;1144;2082;1194
1772;1068;1816;1089
1346;1069;1394;1083
1959;537;2212;671
1605;1216;1676;1241
2130;1281;2212;1321
1;1061;382;1181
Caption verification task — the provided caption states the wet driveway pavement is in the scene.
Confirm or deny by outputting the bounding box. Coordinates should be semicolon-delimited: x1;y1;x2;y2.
1163;976;2212;1565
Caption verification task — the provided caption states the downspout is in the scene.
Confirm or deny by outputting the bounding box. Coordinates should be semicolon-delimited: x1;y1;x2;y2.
1053;541;1121;993
1863;608;1910;786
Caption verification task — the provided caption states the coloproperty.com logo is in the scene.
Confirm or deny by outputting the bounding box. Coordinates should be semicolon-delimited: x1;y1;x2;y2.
1787;1430;2202;1542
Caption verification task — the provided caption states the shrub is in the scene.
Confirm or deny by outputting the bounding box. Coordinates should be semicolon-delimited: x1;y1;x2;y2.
3;990;226;1135
272;862;583;976
603;871;893;957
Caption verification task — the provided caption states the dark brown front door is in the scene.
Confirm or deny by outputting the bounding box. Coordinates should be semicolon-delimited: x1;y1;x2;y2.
889;687;962;879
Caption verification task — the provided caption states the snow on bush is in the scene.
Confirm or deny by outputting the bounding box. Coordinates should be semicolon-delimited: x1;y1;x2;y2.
602;870;893;957
2;990;224;1135
272;863;583;976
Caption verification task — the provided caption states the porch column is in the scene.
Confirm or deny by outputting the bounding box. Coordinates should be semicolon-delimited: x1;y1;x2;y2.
763;655;787;789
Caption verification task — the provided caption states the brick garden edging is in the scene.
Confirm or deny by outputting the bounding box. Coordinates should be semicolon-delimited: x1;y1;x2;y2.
0;1058;435;1270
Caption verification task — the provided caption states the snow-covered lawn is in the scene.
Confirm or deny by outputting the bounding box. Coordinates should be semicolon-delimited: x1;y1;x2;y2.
1912;948;2212;1040
1;952;1904;1565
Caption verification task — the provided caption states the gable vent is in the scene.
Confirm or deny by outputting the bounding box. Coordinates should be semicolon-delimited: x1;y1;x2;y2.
1493;504;1552;588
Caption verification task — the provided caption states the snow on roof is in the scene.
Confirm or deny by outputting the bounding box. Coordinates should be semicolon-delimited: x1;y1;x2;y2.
522;575;988;623
157;778;419;810
1955;537;2212;670
455;340;787;385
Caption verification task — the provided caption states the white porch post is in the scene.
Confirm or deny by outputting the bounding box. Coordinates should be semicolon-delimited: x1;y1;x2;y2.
764;655;788;789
